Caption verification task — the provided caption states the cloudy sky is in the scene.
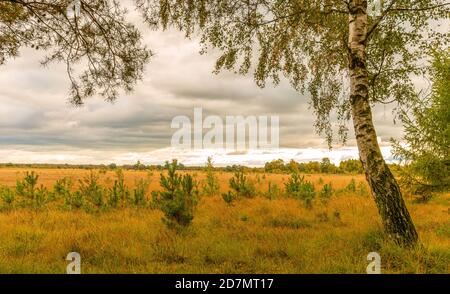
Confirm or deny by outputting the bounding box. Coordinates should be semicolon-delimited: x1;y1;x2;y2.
0;4;416;166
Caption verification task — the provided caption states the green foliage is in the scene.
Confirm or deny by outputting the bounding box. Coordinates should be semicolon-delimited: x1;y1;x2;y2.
264;158;349;174
137;0;448;145
334;179;370;198
239;215;249;222
152;160;198;229
15;171;39;200
107;183;120;208
67;191;84;210
356;182;370;197
285;172;305;195
133;177;150;207
79;172;104;208
319;184;333;204
34;185;49;208
53;177;83;210
108;169;130;208
264;159;286;173
0;186;15;206
203;157;220;196
264;182;280;200
221;191;236;206
53;177;73;198
339;159;364;174
285;172;316;208
255;174;262;185
393;50;450;195
0;1;151;104
320;158;337;174
53;177;73;199
345;179;357;193
222;169;256;205
0;169;151;211
228;170;256;198
14;171;49;208
134;160;149;170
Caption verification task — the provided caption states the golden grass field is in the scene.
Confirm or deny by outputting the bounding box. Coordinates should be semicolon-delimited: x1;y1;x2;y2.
0;168;449;273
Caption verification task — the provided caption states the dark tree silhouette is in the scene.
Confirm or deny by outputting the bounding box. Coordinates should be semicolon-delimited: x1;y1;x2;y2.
0;0;151;104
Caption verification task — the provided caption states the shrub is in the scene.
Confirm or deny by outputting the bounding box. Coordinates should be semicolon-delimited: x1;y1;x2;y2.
108;181;120;208
412;188;433;203
203;157;220;196
320;158;337;173
34;185;49;208
15;172;49;208
54;177;73;198
301;187;315;209
239;214;249;222
319;183;333;204
53;177;83;210
108;169;130;208
264;182;280;200
68;191;84;209
264;159;286;173
222;191;236;205
16;171;39;200
285;172;316;208
345;178;357;193
133;177;150;207
0;186;15;206
333;210;341;221
228;170;256;198
356;182;370;197
339;159;364;174
285;172;302;195
115;169;130;202
152;160;198;229
79;172;104;208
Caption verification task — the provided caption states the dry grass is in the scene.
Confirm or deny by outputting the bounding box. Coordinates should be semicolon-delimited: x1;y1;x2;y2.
0;168;448;273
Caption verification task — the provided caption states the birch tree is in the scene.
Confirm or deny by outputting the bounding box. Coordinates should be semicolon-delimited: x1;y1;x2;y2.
137;0;449;246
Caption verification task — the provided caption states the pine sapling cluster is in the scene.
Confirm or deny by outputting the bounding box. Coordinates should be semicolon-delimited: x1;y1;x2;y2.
285;172;316;208
203;157;220;196
152;160;198;230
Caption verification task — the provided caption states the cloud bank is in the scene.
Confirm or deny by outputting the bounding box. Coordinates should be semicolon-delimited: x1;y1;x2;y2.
0;3;408;165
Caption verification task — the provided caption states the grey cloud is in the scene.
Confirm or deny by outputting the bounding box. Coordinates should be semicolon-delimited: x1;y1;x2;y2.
0;6;409;161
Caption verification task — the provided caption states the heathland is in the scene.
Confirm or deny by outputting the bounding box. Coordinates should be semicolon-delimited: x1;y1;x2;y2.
0;166;448;273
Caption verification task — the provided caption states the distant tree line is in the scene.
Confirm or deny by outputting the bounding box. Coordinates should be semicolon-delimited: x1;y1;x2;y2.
263;158;364;175
0;158;364;174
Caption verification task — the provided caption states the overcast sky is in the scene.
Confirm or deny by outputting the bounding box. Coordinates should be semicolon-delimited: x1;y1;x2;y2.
0;4;420;166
